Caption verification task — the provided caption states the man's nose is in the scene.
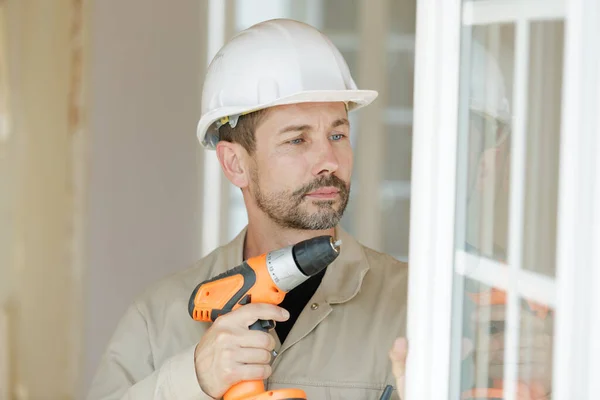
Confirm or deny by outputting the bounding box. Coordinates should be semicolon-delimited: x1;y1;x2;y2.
311;141;339;176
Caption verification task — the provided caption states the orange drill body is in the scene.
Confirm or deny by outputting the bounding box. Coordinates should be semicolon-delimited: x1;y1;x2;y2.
190;254;286;323
189;236;341;400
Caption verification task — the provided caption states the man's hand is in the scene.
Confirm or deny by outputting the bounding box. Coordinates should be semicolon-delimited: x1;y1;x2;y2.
193;303;290;399
389;337;408;400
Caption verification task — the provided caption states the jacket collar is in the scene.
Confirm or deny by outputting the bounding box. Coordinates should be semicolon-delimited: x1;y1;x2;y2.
320;226;370;304
215;226;370;305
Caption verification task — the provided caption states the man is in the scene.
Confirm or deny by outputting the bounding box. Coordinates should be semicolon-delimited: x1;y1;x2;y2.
88;19;408;400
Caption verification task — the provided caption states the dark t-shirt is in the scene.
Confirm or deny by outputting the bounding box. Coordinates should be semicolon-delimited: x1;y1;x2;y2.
274;268;327;343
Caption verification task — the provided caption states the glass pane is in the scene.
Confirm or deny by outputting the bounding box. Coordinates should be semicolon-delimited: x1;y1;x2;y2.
516;298;554;400
522;21;564;278
459;284;554;399
459;279;508;398
453;2;563;396
456;23;515;263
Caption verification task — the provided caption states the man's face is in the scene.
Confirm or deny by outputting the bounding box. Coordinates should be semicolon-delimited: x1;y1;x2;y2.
248;102;353;230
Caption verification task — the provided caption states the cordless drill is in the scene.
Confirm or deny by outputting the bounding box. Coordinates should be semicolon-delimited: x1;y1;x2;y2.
188;235;341;400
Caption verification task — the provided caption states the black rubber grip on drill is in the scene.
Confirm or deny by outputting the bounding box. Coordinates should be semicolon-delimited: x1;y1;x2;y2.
188;261;257;320
249;319;275;332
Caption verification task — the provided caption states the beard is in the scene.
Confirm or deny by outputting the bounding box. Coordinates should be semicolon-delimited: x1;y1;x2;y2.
250;168;350;230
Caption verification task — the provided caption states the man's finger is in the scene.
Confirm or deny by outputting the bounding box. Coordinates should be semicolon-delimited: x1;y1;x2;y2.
238;330;277;351
389;337;408;399
227;303;290;327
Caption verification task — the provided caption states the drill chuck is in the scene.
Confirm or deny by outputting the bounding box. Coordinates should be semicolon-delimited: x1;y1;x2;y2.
292;236;341;276
265;235;340;292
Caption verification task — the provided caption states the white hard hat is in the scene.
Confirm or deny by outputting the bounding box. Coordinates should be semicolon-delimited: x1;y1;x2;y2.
197;19;378;149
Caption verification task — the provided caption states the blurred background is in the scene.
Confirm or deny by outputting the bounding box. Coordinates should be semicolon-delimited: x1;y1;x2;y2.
0;0;416;397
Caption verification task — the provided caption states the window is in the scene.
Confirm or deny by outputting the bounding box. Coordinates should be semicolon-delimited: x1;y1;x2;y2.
407;0;600;399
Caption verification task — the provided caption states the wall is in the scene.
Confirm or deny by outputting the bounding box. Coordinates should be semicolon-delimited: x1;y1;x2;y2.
1;0;86;397
83;0;206;394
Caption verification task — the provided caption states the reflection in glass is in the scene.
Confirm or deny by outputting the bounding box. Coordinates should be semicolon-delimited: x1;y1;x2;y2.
516;298;554;400
460;279;508;398
457;24;515;263
454;18;560;400
459;281;554;399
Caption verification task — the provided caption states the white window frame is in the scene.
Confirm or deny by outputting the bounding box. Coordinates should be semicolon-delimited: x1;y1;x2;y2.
407;0;600;399
553;0;600;398
405;0;461;398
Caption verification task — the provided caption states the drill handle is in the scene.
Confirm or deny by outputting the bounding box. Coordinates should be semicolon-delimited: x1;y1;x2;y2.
249;319;275;332
222;320;279;400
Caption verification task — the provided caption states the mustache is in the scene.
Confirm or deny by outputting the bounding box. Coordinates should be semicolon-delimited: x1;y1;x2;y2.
292;175;349;198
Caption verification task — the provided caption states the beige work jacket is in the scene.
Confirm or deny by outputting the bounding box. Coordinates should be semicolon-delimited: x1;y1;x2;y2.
88;227;408;400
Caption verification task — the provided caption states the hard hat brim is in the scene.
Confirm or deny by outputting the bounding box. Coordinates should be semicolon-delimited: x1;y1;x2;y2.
197;89;378;149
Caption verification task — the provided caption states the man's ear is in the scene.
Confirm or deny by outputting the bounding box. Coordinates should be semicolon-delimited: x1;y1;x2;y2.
215;141;250;189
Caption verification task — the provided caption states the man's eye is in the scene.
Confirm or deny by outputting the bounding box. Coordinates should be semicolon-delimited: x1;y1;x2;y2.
288;138;304;145
330;133;346;141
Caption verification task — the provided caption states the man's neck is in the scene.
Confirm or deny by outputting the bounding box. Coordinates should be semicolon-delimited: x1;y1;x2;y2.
243;221;335;260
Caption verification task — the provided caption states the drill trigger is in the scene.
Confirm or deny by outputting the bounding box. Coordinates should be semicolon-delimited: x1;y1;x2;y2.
249;319;275;332
239;294;252;305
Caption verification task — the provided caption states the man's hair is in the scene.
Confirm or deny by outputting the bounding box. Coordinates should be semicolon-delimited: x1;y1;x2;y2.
217;109;268;154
